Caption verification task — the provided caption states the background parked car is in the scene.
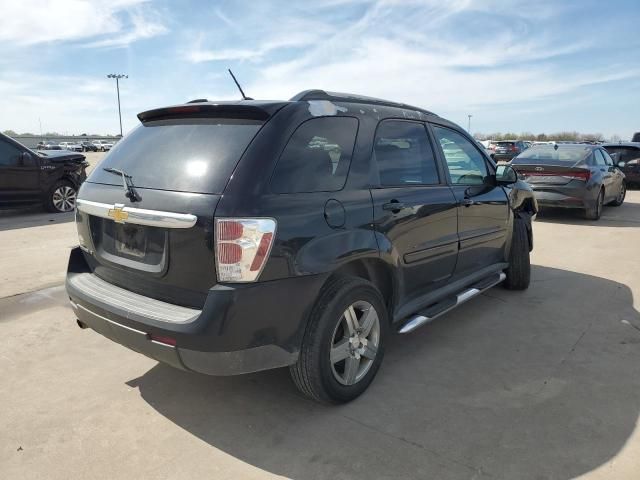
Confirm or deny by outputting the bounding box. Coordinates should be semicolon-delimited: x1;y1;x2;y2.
59;141;83;152
632;132;640;142
0;132;88;212
39;140;62;150
512;143;626;220
92;140;113;151
80;141;98;152
603;142;640;187
492;140;528;162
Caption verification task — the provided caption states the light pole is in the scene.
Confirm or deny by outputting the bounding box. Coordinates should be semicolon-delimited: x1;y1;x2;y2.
107;74;128;136
467;114;473;133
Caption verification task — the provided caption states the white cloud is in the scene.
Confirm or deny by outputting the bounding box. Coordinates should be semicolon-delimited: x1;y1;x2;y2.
0;0;167;47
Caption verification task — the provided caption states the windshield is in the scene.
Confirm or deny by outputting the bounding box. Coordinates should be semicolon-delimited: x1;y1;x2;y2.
512;145;591;165
87;118;263;194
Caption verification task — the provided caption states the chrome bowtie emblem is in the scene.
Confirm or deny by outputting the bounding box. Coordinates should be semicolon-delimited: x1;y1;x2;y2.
107;204;129;223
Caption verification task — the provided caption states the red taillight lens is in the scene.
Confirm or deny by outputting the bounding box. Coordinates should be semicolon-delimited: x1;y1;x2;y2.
567;170;591;181
215;218;277;282
250;232;273;271
217;243;243;264
149;334;176;346
218;220;243;240
510;145;518;152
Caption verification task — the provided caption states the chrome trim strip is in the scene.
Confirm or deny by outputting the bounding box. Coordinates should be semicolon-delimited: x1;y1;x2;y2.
76;199;197;229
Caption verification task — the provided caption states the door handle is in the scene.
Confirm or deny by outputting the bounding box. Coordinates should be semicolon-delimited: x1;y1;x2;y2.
460;198;475;207
382;200;405;212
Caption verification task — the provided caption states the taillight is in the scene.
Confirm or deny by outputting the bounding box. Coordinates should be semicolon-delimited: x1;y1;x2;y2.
510;145;518;152
565;170;591;181
215;218;277;282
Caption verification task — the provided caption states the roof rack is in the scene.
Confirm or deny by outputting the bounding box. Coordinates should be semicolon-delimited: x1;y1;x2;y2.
290;89;436;116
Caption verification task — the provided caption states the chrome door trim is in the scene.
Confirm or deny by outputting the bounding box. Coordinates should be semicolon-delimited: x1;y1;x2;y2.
76;199;197;229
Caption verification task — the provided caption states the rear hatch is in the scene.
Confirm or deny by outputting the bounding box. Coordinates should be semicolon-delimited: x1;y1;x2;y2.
75;102;285;308
494;141;517;155
511;145;592;186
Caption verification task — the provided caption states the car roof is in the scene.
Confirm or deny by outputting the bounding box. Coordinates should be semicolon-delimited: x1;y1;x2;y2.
602;142;640;148
138;89;441;125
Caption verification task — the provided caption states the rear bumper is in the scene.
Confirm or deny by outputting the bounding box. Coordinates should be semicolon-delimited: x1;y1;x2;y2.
530;184;596;209
66;247;326;375
493;153;517;162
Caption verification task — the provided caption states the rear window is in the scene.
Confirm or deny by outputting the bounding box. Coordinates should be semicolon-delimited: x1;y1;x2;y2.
270;116;358;193
495;141;515;147
512;146;591;165
604;146;640;165
87;118;262;194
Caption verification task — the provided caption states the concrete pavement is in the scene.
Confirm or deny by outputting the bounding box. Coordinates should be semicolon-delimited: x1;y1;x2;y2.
1;191;639;479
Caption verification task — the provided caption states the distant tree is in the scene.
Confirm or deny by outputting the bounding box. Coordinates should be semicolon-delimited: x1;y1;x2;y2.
609;134;622;142
2;129;18;136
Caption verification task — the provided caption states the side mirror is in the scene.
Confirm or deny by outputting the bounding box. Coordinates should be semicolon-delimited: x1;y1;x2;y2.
495;164;518;184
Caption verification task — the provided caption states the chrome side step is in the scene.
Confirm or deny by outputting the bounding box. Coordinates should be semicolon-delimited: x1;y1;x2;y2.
398;272;506;334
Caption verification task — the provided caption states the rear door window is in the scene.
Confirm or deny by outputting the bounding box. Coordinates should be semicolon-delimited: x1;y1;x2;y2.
594;149;607;166
0;139;21;166
270;116;358;193
87;118;263;194
372;120;440;186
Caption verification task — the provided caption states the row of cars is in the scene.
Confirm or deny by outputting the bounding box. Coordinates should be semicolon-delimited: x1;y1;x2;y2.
38;139;115;152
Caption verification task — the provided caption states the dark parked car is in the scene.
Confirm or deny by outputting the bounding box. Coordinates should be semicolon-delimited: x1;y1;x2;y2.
66;90;537;403
80;141;98;152
602;143;640;186
492;140;527;162
632;132;640;142
511;143;626;220
0;132;88;212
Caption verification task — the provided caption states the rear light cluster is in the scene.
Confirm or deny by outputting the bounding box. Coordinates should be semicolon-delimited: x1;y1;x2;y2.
519;170;591;181
215;218;277;282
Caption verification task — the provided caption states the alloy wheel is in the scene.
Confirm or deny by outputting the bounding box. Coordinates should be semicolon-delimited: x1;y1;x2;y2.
52;186;77;212
329;300;380;386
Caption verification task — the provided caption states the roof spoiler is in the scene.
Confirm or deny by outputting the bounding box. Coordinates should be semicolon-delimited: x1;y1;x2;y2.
137;103;273;123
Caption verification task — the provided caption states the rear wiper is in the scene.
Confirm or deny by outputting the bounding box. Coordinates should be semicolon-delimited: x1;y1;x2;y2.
103;167;141;202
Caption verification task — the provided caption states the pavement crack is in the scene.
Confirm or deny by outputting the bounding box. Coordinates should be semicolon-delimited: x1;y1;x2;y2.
339;412;493;477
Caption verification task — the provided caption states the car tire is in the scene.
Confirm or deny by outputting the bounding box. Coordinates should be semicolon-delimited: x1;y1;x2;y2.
584;189;604;220
609;182;626;207
503;216;530;290
290;276;388;404
45;180;77;213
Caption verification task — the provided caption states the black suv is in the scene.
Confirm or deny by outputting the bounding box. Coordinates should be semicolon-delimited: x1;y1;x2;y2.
66;91;537;403
0;132;88;212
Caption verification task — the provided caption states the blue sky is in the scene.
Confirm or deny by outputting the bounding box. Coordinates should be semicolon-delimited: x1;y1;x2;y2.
1;0;639;138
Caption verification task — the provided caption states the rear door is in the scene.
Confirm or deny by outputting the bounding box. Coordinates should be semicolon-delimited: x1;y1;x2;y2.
430;124;509;276
0;138;40;205
594;149;615;200
370;120;458;305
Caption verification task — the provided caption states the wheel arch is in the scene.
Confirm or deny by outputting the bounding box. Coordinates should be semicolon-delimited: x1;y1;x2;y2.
322;258;396;321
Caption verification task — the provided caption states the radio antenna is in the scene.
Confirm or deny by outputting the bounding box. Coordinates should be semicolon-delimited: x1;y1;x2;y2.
228;69;252;100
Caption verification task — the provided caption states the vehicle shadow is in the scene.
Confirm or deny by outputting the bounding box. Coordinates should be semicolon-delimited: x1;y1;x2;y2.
536;200;640;227
127;265;640;479
0;208;74;232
